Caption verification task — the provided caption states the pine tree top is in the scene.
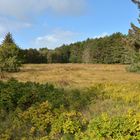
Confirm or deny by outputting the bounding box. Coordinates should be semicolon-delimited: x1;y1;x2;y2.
2;32;16;46
132;0;140;9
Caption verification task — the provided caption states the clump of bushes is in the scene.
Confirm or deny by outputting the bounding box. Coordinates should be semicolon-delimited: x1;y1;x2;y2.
126;53;140;73
0;79;100;140
76;111;140;140
127;62;140;73
1;79;140;139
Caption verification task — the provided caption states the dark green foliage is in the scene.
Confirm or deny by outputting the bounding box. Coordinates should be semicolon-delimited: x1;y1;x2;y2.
126;1;140;73
89;33;132;64
0;32;134;65
21;48;47;64
129;23;140;52
127;62;140;72
69;42;84;63
0;79;98;112
2;32;16;45
127;53;140;72
0;79;63;111
66;86;104;111
17;33;133;64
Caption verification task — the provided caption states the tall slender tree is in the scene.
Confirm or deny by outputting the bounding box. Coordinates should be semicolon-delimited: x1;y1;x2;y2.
127;0;140;72
129;0;140;52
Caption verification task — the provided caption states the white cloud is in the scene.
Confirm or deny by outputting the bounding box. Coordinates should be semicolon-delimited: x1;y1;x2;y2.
0;17;32;35
46;0;86;16
35;29;78;49
0;0;87;18
0;0;87;36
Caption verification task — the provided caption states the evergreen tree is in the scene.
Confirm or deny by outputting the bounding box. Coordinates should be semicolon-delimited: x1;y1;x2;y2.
0;33;21;72
132;0;140;8
127;0;140;72
129;23;140;52
2;32;16;45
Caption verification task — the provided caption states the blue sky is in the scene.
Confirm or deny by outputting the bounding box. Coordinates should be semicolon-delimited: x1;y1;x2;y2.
0;0;139;49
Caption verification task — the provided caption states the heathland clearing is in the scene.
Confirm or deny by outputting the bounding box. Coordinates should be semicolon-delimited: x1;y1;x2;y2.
8;64;140;87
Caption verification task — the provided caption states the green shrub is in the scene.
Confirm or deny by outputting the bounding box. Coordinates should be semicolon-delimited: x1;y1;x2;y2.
127;62;140;73
1;80;140;140
76;112;140;140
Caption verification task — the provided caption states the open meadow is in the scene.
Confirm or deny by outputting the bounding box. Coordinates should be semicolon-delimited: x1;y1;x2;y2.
8;64;140;87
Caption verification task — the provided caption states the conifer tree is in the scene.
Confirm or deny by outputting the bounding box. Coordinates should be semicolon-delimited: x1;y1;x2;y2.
0;32;21;72
127;0;140;72
129;0;140;52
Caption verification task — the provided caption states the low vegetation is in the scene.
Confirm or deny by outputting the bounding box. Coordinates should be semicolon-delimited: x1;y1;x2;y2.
6;64;140;87
0;79;140;140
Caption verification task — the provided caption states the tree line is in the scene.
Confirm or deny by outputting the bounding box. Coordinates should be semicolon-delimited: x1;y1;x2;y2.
0;32;136;65
19;32;134;64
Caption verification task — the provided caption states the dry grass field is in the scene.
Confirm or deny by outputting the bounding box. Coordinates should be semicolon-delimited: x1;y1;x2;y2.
6;64;140;88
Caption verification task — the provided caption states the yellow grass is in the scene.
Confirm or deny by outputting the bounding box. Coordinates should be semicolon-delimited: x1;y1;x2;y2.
6;64;140;88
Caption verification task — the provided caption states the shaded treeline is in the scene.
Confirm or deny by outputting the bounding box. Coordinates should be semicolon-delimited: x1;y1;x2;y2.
19;32;135;64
